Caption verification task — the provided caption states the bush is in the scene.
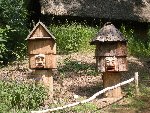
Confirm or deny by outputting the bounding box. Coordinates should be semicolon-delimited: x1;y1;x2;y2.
120;25;150;57
0;80;48;112
49;22;98;54
0;0;28;64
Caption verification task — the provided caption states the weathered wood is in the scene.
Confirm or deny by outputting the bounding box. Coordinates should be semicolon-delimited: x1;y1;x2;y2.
26;22;56;70
97;57;127;72
28;40;56;54
103;72;122;98
117;57;128;71
29;54;56;69
31;25;50;37
134;72;140;95
33;70;53;98
95;42;127;57
97;57;105;72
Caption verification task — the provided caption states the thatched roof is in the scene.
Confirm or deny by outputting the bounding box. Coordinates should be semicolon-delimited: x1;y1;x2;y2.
40;0;150;22
90;22;127;45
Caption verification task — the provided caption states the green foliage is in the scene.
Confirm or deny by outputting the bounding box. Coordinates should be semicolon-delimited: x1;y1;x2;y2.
123;84;135;97
49;103;100;113
125;84;150;110
120;25;150;57
0;0;28;63
49;22;98;54
0;80;48;112
0;27;7;59
70;103;98;113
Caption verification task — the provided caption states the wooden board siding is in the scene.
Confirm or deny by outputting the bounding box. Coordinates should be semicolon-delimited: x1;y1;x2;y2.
33;70;53;98
28;40;56;55
95;42;127;57
103;72;122;98
31;25;50;37
117;57;128;71
97;57;105;72
29;54;56;69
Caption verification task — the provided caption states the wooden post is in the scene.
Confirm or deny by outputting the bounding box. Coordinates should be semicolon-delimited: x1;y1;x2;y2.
34;70;53;98
103;72;122;98
134;72;139;96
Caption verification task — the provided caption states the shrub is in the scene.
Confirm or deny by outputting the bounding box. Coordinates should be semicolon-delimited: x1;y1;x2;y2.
49;22;98;54
0;0;28;64
0;80;48;112
120;25;150;57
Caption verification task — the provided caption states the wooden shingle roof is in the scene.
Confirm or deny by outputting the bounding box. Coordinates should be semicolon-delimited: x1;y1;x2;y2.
26;21;55;40
90;22;127;45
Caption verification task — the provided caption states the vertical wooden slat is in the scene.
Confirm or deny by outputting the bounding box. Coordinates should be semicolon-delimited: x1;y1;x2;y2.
28;40;55;54
34;70;53;98
103;72;122;98
134;72;140;96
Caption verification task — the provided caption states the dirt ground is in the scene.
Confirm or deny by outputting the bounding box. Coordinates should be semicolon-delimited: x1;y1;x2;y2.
0;52;150;112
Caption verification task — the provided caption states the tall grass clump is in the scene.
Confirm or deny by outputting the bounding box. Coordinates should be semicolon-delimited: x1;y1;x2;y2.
0;80;48;112
49;22;98;54
120;25;150;57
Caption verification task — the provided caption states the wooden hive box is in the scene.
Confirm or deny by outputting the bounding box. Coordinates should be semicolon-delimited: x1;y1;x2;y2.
90;22;128;72
26;22;56;69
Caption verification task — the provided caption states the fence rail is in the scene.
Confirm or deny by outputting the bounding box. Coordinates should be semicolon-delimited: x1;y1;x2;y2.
31;72;139;113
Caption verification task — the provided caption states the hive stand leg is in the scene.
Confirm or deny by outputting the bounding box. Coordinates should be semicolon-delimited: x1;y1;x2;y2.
34;70;53;98
102;72;122;98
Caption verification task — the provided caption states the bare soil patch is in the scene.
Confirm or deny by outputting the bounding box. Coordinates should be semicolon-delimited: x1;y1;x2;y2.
1;52;150;112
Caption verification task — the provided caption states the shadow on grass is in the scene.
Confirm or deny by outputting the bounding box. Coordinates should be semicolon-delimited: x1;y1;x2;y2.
57;59;98;78
68;82;103;98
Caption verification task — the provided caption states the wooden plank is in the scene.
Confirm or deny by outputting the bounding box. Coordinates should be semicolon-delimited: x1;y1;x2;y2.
95;43;117;56
97;57;105;72
134;72;140;95
95;42;127;56
33;70;53;98
116;42;127;56
30;25;50;37
103;72;122;98
117;57;128;71
40;25;50;37
28;40;56;54
46;54;57;69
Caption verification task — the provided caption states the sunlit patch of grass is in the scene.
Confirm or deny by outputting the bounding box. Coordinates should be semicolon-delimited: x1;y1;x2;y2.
49;22;98;54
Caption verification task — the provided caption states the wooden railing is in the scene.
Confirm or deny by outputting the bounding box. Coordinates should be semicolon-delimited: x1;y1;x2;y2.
31;72;139;113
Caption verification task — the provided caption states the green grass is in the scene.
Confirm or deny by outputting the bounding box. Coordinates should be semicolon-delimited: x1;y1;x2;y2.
58;58;97;77
49;22;98;54
120;25;150;58
0;79;48;112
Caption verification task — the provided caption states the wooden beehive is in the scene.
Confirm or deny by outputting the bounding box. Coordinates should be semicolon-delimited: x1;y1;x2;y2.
26;21;56;69
90;22;128;72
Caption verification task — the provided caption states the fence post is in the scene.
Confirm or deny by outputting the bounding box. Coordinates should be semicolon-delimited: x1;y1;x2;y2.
134;72;140;96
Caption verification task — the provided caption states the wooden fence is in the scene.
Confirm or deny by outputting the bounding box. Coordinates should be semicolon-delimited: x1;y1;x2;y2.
31;72;139;113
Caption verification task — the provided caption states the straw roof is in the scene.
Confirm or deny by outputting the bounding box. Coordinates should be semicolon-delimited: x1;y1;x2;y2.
40;0;150;22
90;22;127;45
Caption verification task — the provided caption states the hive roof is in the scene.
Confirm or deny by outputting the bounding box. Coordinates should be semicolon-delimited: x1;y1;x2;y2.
90;22;127;45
